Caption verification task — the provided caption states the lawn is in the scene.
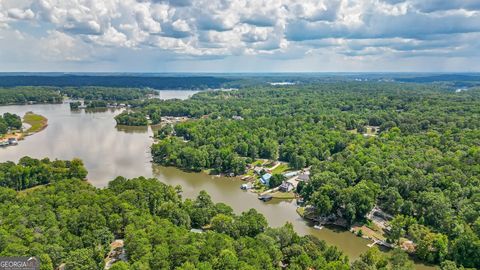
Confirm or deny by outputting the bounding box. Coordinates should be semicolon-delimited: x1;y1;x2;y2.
271;191;295;199
296;207;306;217
251;159;265;167
271;163;291;174
23;112;48;133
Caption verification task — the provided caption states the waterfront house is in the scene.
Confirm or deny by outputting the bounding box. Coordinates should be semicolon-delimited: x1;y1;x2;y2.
253;166;263;175
260;173;272;186
279;181;294;192
298;173;310;182
283;171;300;179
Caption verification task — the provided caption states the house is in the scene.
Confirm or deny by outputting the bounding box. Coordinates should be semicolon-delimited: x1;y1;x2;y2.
232;115;244;120
260;173;272;186
279;181;294;192
298;173;310;182
253;166;264;175
283;171;300;179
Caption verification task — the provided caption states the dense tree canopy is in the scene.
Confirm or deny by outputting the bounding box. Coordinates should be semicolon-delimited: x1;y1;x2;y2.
144;82;480;268
0;113;22;135
115;111;148;126
0;157;87;190
60;87;155;101
0;75;232;89
0;169;358;270
0;86;155;106
0;87;63;105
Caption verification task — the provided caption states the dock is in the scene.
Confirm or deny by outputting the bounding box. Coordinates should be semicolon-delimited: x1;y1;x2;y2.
258;194;273;202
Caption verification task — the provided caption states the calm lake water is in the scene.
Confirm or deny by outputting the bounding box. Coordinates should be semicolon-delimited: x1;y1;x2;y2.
0;91;434;269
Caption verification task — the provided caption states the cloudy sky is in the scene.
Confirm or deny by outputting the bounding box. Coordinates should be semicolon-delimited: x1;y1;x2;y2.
1;0;479;72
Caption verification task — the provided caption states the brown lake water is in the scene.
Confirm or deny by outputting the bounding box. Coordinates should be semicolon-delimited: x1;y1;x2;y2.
0;92;435;269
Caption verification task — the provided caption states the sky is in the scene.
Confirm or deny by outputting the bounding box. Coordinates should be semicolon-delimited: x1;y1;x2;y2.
0;0;480;72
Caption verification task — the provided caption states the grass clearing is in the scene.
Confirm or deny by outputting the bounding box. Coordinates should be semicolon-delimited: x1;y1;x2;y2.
272;163;290;174
251;160;265;167
271;191;295;199
296;207;306;217
23;112;48;134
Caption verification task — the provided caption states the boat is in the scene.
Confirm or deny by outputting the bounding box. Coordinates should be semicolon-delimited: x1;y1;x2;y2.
0;141;9;147
313;224;323;230
8;138;18;145
296;198;305;205
240;183;251;190
258;194;273;202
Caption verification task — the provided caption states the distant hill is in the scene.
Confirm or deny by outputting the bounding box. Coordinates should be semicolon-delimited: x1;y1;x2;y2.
394;74;480;88
395;74;480;83
0;75;232;89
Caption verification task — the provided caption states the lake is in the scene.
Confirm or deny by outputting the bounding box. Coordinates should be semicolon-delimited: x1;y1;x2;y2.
0;91;434;269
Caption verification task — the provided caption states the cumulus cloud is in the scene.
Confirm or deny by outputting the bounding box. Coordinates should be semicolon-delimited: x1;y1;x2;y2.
39;30;92;61
7;8;34;20
0;0;479;70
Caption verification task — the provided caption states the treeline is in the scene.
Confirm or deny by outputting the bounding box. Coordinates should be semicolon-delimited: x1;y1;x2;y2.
0;75;232;89
60;87;155;101
0;87;63;105
151;117;347;174
0;157;87;190
0;112;22;135
113;102;162;126
145;83;480;268
0;86;154;106
115;111;148;126
0;170;372;270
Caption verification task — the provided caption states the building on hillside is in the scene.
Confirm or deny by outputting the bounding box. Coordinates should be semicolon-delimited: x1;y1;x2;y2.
279;181;294;192
283;171;300;179
253;166;264;175
260;173;272;186
298;172;310;182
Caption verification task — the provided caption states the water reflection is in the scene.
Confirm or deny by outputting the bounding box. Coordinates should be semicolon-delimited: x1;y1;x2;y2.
85;108;117;113
116;125;149;134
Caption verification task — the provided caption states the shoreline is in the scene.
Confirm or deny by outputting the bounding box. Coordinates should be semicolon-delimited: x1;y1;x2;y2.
23;112;48;135
0;112;48;147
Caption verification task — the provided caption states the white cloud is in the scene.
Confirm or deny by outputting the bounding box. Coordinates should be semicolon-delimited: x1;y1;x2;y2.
7;8;35;20
0;0;479;71
39;30;92;61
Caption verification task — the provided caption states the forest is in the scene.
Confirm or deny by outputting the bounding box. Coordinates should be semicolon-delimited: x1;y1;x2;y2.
0;87;63;105
0;157;87;190
0;112;22;135
0;156;420;270
115;111;149;126
0;75;233;89
144;82;480;268
60;87;155;101
0;86;156;107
